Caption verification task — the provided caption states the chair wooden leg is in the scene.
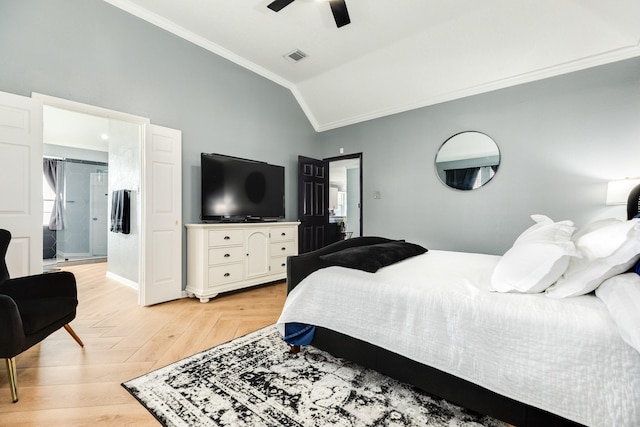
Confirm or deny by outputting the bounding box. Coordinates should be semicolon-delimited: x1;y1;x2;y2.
63;324;84;347
5;357;18;403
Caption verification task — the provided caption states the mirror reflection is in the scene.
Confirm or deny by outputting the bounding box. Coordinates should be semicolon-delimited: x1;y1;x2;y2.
435;131;500;190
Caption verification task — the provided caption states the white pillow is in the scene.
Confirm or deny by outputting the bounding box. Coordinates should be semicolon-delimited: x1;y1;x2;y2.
491;243;573;293
491;215;576;293
574;219;638;259
572;218;619;242
514;214;575;245
546;219;640;298
596;273;640;354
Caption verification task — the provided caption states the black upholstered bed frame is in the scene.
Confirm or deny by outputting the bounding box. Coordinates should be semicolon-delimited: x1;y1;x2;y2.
286;237;582;427
628;183;640;220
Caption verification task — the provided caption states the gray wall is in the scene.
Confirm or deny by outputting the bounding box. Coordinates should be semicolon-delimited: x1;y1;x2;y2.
2;0;638;264
0;0;318;227
107;119;141;283
317;58;640;254
0;0;318;286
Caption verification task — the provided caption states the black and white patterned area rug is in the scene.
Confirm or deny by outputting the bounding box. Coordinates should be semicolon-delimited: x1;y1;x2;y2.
122;325;504;427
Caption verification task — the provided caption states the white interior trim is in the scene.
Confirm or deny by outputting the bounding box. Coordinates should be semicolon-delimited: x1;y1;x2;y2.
102;0;293;90
100;1;640;133
314;44;640;132
32;92;151;125
106;270;139;290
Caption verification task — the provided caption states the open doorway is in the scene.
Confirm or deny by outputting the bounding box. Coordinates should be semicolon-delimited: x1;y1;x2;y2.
42;105;111;268
297;153;363;253
328;154;362;239
1;91;182;306
39;100;145;286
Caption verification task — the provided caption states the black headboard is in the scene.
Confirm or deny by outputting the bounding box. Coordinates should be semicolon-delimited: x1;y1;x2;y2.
628;183;640;220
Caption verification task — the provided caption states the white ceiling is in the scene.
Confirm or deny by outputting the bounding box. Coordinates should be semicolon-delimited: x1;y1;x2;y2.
105;0;640;132
43;105;110;152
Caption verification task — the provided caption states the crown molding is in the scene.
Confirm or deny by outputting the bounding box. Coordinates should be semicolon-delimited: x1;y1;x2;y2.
313;43;640;132
102;1;640;133
102;0;294;91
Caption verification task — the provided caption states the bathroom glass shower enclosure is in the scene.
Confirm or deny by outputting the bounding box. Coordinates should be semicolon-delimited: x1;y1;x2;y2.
43;158;109;264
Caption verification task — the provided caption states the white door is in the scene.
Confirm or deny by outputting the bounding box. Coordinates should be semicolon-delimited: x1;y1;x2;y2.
0;91;43;277
139;124;182;306
245;229;269;279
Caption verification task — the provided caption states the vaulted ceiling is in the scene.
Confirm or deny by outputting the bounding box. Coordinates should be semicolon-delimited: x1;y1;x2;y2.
105;0;640;132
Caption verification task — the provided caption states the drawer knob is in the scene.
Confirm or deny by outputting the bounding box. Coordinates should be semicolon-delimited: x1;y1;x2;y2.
281;232;286;236
224;253;230;257
281;247;286;251
224;272;230;277
281;263;286;267
224;236;230;240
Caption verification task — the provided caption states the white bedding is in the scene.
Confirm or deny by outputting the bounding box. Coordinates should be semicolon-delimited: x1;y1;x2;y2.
276;250;640;426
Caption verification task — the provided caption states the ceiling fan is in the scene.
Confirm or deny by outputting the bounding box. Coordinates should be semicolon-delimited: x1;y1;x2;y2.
267;0;351;28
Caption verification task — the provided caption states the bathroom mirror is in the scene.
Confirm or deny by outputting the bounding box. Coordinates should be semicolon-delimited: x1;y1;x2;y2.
435;131;500;190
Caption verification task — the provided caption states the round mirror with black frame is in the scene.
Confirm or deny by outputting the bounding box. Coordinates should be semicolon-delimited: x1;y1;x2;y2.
435;131;500;190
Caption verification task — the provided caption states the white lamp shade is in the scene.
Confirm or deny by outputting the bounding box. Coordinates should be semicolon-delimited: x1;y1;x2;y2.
606;178;640;205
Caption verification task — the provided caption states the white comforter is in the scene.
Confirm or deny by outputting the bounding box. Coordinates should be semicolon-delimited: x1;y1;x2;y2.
276;250;640;426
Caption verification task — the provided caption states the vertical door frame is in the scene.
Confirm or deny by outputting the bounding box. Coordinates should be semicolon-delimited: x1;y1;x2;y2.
324;152;363;237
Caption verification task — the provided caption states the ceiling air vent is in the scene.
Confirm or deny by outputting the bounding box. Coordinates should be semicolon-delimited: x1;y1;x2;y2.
284;49;308;63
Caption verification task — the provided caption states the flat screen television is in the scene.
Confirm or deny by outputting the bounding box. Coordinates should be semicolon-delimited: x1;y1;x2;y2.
201;153;285;222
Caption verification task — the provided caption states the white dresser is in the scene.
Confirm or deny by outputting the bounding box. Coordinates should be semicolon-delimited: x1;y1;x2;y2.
185;222;299;302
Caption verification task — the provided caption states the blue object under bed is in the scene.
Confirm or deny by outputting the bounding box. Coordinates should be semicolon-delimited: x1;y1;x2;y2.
284;322;316;346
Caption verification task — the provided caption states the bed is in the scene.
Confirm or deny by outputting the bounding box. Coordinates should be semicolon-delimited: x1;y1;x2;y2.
276;191;640;427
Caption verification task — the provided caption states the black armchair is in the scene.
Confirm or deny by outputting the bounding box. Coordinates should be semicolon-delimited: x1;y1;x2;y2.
0;229;84;402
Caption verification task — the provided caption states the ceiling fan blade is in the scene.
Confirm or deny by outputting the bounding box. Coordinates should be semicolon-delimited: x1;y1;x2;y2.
267;0;295;12
329;0;350;28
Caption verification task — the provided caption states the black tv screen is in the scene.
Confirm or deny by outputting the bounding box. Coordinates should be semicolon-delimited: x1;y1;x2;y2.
201;153;285;221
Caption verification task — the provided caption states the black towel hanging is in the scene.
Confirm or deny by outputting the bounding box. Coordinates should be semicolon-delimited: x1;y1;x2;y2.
110;190;131;234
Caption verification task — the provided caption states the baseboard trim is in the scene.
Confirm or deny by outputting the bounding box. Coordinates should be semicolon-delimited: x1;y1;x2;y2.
106;271;139;290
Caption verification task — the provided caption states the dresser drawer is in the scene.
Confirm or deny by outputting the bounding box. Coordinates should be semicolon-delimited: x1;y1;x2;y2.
270;257;288;275
208;263;244;287
270;241;295;256
270;227;296;242
208;246;244;265
208;229;243;247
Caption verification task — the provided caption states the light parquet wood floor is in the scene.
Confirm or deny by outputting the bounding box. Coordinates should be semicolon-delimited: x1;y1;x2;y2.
0;262;287;426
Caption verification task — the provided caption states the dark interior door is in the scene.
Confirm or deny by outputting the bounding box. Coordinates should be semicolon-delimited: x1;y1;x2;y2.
297;156;329;253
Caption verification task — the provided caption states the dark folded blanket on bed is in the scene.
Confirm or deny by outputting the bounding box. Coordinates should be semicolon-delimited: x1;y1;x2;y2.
284;240;428;346
318;240;428;273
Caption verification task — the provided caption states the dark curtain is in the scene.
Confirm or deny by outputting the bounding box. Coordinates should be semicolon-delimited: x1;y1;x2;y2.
445;168;480;190
43;159;63;230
